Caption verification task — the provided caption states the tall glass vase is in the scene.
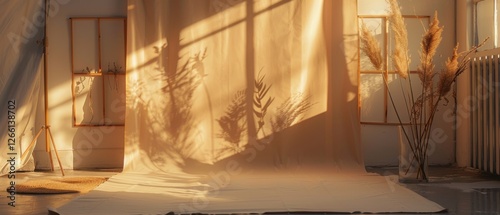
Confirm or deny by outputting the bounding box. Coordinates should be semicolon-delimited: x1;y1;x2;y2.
398;126;429;183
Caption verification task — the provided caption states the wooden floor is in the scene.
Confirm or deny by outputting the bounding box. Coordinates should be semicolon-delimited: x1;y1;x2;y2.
367;166;500;215
0;169;119;215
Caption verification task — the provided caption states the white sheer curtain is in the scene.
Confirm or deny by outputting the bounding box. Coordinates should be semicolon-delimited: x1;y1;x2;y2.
125;0;363;174
0;0;44;175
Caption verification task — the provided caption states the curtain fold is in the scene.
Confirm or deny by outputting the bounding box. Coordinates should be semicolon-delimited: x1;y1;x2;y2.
125;0;363;174
0;0;44;175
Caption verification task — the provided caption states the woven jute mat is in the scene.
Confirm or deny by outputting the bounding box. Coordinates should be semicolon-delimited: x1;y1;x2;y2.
11;177;108;194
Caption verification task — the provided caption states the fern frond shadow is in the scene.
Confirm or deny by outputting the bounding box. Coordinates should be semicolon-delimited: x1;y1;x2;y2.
272;93;313;133
217;90;247;146
253;71;274;135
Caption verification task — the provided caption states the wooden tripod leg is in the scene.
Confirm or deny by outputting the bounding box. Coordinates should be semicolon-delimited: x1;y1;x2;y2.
47;127;65;176
45;126;55;172
21;127;44;162
48;150;55;171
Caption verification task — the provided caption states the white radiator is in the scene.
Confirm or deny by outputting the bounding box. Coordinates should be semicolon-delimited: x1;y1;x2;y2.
470;48;500;175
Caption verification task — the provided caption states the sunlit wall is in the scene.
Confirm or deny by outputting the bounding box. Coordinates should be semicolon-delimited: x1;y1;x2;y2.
38;0;127;170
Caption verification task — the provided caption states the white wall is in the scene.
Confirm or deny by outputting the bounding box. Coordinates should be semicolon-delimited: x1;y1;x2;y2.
456;0;470;168
358;0;457;166
475;0;497;50
34;0;127;170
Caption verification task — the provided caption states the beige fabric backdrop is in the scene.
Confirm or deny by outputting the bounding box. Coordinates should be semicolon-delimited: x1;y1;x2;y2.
125;0;363;174
0;1;44;175
53;1;447;214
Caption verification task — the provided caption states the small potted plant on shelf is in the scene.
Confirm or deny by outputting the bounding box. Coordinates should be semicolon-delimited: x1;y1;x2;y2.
106;62;123;90
82;66;94;73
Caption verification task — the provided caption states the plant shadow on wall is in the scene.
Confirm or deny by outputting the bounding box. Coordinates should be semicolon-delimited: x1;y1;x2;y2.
359;0;487;182
73;63;125;126
123;0;353;175
125;0;244;171
214;72;314;170
137;43;208;170
74;75;96;124
129;46;317;173
216;90;247;155
214;72;278;159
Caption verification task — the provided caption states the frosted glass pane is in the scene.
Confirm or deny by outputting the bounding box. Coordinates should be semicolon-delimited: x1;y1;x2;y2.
100;19;126;73
104;75;126;124
359;18;386;71
388;17;429;71
73;20;99;73
360;74;385;122
386;73;423;123
477;0;495;50
73;75;104;125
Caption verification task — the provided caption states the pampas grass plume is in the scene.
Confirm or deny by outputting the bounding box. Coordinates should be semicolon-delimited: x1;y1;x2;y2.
360;22;383;70
421;11;443;61
438;44;459;96
388;0;409;79
418;11;443;89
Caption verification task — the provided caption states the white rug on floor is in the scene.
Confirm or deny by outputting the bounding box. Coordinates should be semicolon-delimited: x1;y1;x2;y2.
51;171;445;215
